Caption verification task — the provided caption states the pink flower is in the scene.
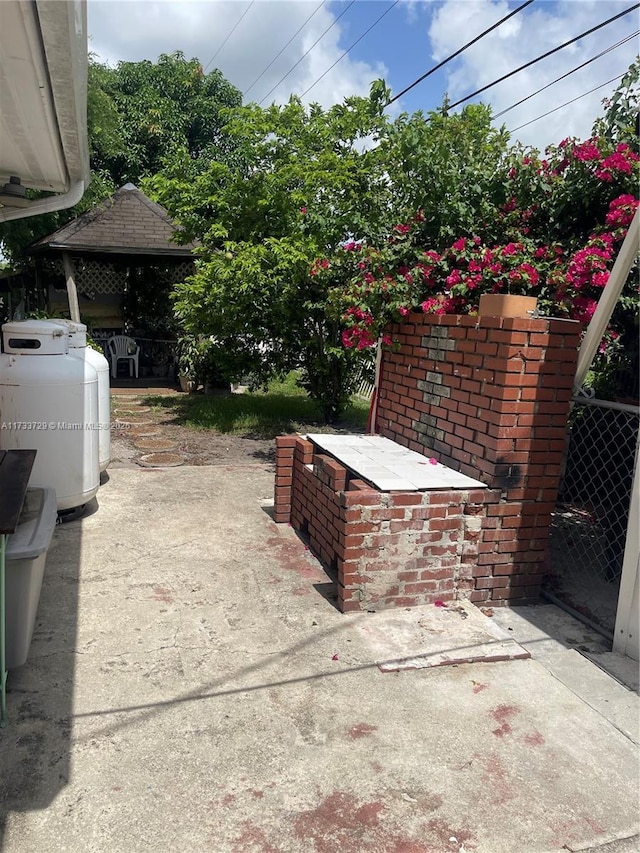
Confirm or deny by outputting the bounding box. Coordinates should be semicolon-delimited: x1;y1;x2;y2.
573;139;601;162
570;296;598;323
300;206;307;214
605;194;639;228
428;457;438;465
421;297;446;315
398;306;410;316
501;243;519;257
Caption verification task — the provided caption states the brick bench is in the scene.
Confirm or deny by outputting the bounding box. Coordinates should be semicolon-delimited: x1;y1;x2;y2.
274;434;500;612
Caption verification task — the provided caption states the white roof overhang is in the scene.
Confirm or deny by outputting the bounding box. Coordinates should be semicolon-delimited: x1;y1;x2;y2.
0;0;90;222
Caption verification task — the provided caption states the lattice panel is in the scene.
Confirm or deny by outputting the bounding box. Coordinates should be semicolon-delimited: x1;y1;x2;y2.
45;258;194;295
167;261;195;283
77;259;128;295
46;258;127;295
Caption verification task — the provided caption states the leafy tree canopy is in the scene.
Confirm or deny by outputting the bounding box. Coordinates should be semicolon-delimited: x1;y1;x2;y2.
89;51;242;185
0;51;241;266
148;89;394;418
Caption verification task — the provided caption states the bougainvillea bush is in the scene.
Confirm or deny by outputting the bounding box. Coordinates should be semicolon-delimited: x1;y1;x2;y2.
330;129;639;387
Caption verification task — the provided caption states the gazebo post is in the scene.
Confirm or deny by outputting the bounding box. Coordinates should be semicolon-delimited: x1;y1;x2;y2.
62;252;81;322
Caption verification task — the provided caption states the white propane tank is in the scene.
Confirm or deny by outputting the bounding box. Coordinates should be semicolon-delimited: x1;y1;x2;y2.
0;320;100;511
45;320;111;472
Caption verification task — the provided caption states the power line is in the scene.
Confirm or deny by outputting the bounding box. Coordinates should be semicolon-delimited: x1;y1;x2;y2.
301;0;400;99
244;2;326;98
508;71;627;132
387;0;535;106
493;30;640;120
203;1;255;73
258;0;355;106
445;3;639;113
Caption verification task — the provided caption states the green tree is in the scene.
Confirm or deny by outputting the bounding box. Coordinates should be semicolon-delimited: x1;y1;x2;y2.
150;90;394;420
381;101;512;248
90;51;242;185
0;52;241;268
592;58;640;151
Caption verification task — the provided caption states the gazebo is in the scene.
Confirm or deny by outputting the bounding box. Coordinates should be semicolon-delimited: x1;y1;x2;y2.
31;183;197;375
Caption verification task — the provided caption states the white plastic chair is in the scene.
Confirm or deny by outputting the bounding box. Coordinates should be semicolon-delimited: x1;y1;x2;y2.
107;335;140;379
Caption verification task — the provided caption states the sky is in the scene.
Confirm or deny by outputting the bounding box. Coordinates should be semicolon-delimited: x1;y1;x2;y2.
87;0;640;152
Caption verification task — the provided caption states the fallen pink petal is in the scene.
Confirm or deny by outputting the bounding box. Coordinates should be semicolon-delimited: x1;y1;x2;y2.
429;457;438;465
434;600;445;608
331;654;339;661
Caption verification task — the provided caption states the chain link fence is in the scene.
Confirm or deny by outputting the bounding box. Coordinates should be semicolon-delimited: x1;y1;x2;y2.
546;397;639;636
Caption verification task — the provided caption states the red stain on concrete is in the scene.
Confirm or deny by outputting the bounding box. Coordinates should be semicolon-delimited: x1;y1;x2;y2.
371;760;383;774
152;585;174;603
221;793;236;807
263;536;326;581
251;789;264;799
476;753;515;805
231;820;280;853
548;813;606;848
426;818;477;850
292;586;311;596
293;791;434;853
472;681;488;694
348;722;378;739
522;730;544;747
489;704;519;737
583;815;606;835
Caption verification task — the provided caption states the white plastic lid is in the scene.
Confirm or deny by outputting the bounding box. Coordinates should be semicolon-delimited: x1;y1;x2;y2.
2;320;69;355
43;319;87;349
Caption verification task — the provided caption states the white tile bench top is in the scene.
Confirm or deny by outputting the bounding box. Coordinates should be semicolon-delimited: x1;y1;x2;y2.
305;434;486;492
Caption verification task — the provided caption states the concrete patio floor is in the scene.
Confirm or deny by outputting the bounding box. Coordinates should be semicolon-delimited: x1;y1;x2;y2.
1;463;638;853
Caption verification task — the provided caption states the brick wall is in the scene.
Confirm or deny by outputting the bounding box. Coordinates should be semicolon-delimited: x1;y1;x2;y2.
376;314;581;605
275;313;580;611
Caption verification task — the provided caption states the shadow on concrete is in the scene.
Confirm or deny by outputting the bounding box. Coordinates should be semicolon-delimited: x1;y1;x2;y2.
0;501;86;842
492;602;639;693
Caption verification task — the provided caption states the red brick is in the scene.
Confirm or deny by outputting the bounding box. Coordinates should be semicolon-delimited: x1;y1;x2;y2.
276;435;298;449
390;493;423;506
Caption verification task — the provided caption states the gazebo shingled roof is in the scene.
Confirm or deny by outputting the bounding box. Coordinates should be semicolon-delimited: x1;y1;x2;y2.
32;183;197;257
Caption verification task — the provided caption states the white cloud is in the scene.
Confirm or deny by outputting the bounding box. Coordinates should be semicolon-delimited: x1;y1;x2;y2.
427;0;638;150
88;0;387;109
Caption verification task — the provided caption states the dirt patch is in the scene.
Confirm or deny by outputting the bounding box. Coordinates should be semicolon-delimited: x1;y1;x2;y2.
110;394;276;469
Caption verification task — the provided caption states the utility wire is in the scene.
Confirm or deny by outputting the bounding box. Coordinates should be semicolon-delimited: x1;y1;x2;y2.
445;3;639;112
493;30;640;119
244;1;325;98
508;71;626;132
258;0;355;105
301;0;400;98
387;0;535;106
204;1;255;72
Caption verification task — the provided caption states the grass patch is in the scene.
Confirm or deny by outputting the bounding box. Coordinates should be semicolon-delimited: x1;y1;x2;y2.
142;373;370;439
